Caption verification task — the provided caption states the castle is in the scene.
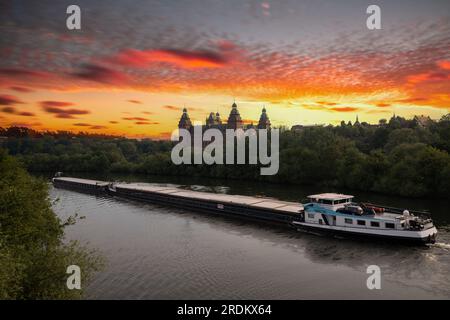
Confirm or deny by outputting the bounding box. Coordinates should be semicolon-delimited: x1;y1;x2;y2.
178;102;271;131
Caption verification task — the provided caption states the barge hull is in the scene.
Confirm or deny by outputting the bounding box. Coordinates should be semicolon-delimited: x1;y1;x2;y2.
110;186;298;225
52;177;108;194
293;222;437;245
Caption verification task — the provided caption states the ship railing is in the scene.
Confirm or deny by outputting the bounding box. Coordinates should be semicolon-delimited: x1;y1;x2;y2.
361;203;431;218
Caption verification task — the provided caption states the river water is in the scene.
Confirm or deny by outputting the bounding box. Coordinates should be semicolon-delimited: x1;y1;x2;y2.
49;174;450;299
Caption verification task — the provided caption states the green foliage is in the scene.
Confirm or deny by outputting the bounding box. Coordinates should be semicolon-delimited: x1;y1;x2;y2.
1;113;450;199
0;150;103;299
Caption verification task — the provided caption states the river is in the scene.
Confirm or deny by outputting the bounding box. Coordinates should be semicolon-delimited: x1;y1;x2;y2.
48;174;450;299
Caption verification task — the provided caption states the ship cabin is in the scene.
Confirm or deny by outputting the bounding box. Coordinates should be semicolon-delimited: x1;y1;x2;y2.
304;193;413;231
307;193;354;211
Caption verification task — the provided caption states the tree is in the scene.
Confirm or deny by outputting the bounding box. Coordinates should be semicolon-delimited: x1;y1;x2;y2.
0;149;103;299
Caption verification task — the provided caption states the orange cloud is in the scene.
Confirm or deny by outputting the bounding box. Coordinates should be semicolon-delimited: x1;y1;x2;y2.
18;111;35;117
135;121;159;125
41;101;90;119
437;60;450;70
0;94;24;105
317;101;338;106
330;107;358;112
40;101;75;108
407;72;449;84
122;117;150;121
89;125;107;130
112;48;230;69
9;86;34;93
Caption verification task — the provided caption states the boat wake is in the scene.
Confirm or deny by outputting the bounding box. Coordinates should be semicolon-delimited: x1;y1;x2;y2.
430;242;450;250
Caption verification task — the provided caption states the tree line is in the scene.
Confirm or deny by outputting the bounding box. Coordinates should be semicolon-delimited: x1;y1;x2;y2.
1;113;450;199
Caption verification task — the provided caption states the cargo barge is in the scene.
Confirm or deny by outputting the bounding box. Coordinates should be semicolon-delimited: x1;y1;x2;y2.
52;176;109;194
52;176;438;244
110;182;303;224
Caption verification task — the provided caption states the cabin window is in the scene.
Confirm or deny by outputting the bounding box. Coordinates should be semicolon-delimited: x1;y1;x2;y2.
345;218;353;224
307;213;315;219
385;222;395;229
370;221;380;227
357;220;366;226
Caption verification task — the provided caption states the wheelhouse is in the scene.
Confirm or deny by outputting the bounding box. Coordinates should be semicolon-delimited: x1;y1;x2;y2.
307;193;354;211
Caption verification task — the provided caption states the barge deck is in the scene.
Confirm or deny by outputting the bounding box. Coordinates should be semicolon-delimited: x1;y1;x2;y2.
52;177;304;224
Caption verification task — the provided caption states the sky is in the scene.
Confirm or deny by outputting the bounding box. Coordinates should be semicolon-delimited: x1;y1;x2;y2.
0;0;450;138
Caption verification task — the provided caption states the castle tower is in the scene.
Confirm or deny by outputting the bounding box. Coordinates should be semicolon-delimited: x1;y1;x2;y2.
215;112;222;125
227;101;243;129
206;112;215;127
257;107;271;129
178;108;192;130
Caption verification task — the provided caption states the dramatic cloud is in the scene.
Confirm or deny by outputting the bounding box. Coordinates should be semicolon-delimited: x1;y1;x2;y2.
1;107;35;116
73;123;107;130
163;105;179;111
122;117;149;121
317;101;338;106
330;107;359;112
437;60;450;70
40;101;75;108
0;68;48;78
72;64;129;84
9;86;34;93
135;121;159;125
407;72;450;84
1;106;16;114
127;99;142;104
395;97;428;103
18;111;35;117
0;95;24;105
1;1;449;135
111;48;231;69
41;102;90;119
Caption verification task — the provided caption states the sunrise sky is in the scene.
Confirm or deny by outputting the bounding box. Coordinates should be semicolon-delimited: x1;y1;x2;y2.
1;0;450;138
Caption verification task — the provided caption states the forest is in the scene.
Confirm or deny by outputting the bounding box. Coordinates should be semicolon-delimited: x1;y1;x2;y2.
1;114;450;199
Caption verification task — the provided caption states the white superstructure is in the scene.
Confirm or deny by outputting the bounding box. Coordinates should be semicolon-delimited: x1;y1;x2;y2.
292;193;438;244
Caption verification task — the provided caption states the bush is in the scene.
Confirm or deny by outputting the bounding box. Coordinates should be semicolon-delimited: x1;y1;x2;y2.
0;149;103;299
